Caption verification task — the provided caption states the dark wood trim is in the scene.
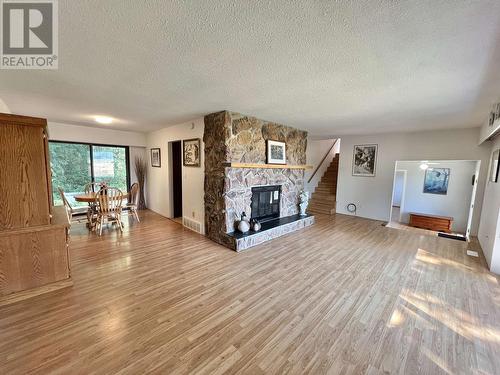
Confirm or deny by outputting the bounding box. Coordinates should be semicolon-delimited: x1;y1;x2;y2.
89;143;95;183
172;141;183;218
125;147;131;189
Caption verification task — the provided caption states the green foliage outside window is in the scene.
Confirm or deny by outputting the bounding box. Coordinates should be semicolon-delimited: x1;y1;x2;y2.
49;142;128;206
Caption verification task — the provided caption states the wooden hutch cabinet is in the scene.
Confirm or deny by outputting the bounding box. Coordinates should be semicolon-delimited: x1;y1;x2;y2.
0;113;72;305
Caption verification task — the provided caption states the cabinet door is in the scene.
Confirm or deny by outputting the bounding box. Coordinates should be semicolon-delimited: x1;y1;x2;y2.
0;226;69;296
0;122;50;229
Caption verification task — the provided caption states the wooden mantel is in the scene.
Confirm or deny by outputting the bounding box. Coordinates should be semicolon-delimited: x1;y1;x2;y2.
223;162;313;170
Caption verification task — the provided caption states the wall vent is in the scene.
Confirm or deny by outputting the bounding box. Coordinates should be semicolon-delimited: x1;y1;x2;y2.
183;217;203;234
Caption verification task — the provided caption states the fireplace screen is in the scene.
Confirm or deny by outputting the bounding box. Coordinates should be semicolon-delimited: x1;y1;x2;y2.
251;185;281;222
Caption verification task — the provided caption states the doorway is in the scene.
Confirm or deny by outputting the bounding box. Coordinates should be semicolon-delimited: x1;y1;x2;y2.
388;160;480;239
171;140;183;220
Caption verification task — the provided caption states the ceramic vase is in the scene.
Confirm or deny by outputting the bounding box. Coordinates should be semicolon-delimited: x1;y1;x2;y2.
298;190;309;216
250;219;261;232
237;212;250;233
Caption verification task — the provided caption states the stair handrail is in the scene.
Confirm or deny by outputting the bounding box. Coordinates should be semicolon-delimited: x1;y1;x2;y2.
307;138;339;184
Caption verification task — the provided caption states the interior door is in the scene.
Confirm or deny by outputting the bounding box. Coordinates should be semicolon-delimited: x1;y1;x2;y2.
172;141;183;218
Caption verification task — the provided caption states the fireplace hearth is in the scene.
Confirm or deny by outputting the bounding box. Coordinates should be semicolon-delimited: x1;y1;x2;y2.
251;185;281;222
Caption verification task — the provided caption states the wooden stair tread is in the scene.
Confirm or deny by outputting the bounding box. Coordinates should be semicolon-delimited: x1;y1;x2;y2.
309;153;339;216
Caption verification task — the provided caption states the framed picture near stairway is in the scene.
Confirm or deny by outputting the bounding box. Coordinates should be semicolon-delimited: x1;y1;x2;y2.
352;144;377;176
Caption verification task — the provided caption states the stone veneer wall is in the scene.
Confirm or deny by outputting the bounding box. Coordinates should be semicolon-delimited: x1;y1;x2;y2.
204;110;308;248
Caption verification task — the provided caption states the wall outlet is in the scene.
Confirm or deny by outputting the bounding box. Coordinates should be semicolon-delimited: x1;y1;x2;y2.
467;250;479;257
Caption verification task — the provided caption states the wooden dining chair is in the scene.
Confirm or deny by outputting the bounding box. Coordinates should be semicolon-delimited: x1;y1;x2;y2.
58;187;87;223
58;187;73;223
94;187;124;236
126;182;140;222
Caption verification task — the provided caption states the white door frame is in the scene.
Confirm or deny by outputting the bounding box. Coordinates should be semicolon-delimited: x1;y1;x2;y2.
465;161;481;240
389;169;407;223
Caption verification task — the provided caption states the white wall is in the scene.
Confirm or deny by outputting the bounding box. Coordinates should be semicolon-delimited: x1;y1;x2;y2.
146;118;205;234
0;98;10;113
392;170;405;207
304;138;340;193
396;161;477;233
336;128;490;235
478;135;500;272
48;122;147;147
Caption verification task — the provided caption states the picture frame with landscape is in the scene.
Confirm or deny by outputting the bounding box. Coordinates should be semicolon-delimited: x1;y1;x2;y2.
266;140;286;164
423;167;450;195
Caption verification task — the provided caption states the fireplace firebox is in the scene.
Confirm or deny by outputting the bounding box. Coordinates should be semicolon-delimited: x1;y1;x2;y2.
251;185;281;222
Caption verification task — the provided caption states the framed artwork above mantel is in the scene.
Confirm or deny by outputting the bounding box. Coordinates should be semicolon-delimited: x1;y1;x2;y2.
266;140;286;164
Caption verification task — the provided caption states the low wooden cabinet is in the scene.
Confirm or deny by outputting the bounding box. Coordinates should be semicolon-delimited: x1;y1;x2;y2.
0;207;70;297
0;113;71;305
409;212;453;233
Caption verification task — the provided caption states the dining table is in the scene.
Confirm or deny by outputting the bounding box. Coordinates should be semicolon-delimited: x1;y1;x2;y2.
74;192;129;203
74;192;128;230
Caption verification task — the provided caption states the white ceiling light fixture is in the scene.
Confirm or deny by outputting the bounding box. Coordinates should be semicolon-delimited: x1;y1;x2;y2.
94;116;113;124
419;160;440;170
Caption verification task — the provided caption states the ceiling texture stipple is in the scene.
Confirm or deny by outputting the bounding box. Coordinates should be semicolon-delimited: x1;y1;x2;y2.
0;0;499;136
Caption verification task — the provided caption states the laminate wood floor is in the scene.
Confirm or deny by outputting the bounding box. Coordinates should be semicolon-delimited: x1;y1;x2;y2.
1;210;499;374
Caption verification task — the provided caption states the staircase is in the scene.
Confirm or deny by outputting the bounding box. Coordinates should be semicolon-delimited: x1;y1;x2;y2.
307;154;338;215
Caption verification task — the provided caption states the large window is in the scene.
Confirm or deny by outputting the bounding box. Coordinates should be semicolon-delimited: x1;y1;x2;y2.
49;141;130;206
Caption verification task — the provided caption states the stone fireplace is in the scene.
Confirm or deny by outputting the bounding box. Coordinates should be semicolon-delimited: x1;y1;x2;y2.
204;111;314;251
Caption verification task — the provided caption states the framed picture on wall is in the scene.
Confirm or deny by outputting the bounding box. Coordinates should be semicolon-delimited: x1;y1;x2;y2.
423;168;450;195
490;149;500;183
183;138;201;167
352;144;377;176
151;148;161;167
266;140;286;164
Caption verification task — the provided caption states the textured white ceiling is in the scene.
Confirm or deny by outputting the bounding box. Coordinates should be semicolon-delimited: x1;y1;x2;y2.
1;1;500;136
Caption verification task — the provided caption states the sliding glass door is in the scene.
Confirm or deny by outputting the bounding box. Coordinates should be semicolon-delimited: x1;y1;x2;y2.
49;142;92;206
49;142;129;206
92;146;128;192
